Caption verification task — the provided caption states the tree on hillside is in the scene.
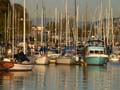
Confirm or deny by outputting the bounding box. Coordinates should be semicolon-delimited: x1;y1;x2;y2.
0;0;11;13
0;0;11;43
0;1;31;43
14;3;31;42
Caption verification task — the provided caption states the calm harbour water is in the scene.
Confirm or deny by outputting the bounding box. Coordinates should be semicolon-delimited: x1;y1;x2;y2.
0;62;120;90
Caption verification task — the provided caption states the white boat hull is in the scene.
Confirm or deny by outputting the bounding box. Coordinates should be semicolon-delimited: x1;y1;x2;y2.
56;56;75;65
10;63;33;71
35;55;49;65
109;54;119;62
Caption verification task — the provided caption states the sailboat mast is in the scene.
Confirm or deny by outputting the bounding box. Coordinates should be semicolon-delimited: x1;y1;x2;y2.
7;5;11;43
51;17;54;46
106;0;111;46
65;0;68;46
55;8;57;45
7;4;9;43
41;0;44;46
111;8;114;47
76;6;79;48
4;13;7;44
74;0;77;45
12;0;15;58
74;0;79;49
84;0;88;42
35;4;38;47
17;12;20;43
98;0;103;39
60;13;62;47
23;0;26;54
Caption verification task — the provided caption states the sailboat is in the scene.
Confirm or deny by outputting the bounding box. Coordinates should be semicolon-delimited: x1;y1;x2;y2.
34;0;49;65
109;41;120;62
9;0;33;71
47;8;61;64
0;10;14;70
56;0;76;65
108;9;120;62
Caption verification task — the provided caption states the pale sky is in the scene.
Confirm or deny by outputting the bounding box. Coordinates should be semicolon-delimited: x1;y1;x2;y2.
10;0;120;21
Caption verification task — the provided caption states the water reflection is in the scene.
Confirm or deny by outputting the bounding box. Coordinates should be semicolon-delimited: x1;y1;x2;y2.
0;71;33;90
32;65;76;90
56;65;76;90
32;65;81;90
0;63;120;90
32;65;48;90
83;66;109;90
107;62;120;90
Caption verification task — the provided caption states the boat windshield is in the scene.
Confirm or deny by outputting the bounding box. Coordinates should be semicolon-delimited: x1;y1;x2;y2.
87;39;104;46
89;50;104;54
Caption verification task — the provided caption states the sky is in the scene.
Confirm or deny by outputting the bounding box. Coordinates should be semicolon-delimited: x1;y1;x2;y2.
10;0;120;21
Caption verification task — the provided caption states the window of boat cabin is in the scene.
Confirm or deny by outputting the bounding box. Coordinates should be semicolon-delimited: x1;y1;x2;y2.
95;51;99;54
99;51;104;54
89;50;103;54
90;51;94;54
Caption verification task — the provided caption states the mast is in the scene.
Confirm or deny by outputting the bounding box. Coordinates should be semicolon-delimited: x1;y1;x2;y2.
17;12;20;43
7;4;10;43
23;0;26;54
35;4;38;47
14;9;17;45
74;0;79;52
57;13;60;47
76;6;79;49
41;0;44;46
51;17;54;46
12;0;15;58
84;0;88;42
68;13;70;46
60;13;63;47
74;0;77;45
98;0;103;39
4;13;7;44
111;9;114;47
55;8;57;45
106;0;111;46
65;0;68;46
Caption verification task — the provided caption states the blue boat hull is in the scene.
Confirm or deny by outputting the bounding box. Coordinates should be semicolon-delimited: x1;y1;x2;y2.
85;56;108;65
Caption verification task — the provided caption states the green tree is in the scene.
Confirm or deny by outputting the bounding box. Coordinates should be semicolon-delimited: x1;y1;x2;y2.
0;0;11;33
14;3;31;42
